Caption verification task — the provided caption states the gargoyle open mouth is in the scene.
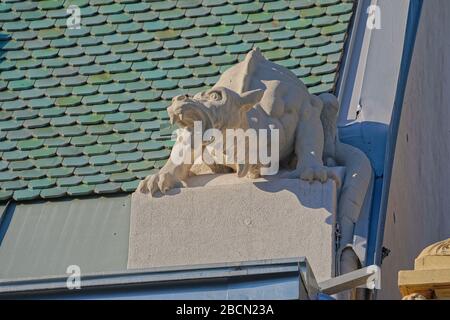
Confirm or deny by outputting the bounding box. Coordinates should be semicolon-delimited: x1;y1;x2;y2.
168;100;215;130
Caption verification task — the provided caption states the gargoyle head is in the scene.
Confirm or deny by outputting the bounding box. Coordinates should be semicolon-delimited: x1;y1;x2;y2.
167;87;263;131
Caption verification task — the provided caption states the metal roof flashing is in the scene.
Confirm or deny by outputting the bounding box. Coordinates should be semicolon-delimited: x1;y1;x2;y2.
0;195;131;280
0;257;319;300
0;257;381;300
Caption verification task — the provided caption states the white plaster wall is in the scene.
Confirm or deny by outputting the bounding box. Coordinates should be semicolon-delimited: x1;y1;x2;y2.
380;0;450;299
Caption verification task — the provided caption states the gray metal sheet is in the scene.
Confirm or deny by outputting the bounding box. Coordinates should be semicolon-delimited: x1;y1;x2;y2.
0;196;130;280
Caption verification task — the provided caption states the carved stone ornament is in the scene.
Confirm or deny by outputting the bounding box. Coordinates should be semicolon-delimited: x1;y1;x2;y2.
130;49;373;277
402;293;427;300
417;238;450;258
399;238;450;300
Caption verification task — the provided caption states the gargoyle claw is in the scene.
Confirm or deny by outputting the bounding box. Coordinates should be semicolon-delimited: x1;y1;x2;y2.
281;166;339;186
138;174;158;196
138;172;180;196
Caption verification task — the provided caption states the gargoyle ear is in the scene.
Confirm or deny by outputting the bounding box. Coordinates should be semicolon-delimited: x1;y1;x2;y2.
238;89;264;112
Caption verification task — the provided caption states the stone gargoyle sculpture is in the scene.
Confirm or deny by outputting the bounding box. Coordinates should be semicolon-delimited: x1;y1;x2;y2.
137;48;373;265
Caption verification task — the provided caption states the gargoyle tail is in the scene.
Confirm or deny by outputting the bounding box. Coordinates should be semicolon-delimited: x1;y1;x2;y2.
318;95;373;280
319;93;339;162
319;92;373;247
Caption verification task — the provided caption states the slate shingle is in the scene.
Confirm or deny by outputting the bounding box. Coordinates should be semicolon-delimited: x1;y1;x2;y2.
0;0;355;201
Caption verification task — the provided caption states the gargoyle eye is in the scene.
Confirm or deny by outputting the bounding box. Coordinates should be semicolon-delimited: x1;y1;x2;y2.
208;91;222;101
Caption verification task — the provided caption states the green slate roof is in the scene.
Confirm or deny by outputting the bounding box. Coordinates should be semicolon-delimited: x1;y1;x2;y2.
0;0;355;202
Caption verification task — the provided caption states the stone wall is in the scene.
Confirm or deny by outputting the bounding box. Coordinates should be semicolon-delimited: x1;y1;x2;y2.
380;0;450;299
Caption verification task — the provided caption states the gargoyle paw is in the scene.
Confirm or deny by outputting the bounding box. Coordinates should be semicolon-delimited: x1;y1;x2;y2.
300;165;328;183
138;172;178;196
281;165;330;183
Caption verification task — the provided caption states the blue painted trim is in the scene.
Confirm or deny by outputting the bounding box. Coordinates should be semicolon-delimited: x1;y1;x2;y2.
366;178;383;265
371;0;424;266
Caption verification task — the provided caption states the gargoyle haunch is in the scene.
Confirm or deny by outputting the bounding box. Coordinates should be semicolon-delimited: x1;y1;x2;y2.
138;47;373;254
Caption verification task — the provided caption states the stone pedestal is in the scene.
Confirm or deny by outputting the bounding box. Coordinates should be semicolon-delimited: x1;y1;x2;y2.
128;173;340;282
